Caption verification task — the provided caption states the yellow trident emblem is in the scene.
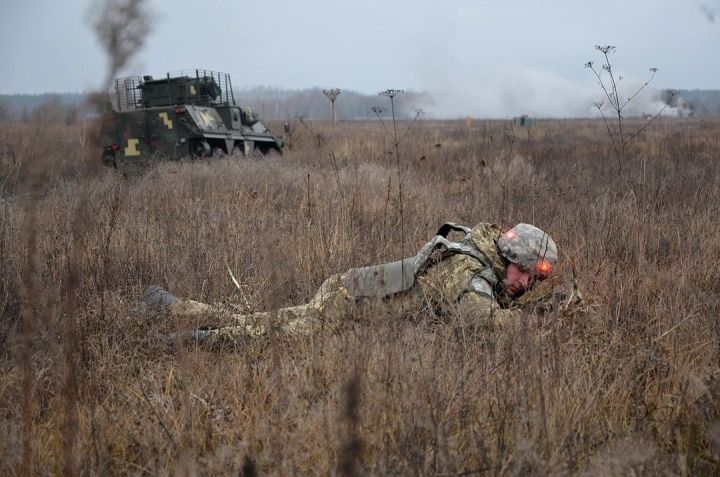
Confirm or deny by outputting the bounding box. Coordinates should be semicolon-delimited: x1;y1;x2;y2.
124;139;140;157
159;112;173;129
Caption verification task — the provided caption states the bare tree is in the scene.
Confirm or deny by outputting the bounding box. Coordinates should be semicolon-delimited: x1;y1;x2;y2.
0;100;9;122
585;45;676;174
322;88;341;127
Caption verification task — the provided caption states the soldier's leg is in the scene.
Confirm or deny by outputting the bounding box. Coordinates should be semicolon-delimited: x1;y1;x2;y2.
202;273;356;344
143;285;219;318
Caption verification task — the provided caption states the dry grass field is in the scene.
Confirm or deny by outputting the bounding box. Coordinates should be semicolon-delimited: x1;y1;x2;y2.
0;116;719;475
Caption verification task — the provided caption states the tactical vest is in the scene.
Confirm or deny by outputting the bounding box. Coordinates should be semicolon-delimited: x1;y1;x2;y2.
343;223;499;299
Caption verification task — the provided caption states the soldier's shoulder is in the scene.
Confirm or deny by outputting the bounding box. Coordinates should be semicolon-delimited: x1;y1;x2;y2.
470;222;502;241
469;223;506;279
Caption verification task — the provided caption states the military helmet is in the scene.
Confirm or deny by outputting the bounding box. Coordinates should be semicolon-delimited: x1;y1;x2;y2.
496;223;558;279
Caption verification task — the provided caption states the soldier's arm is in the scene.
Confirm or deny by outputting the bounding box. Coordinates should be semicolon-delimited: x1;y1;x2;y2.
455;291;522;327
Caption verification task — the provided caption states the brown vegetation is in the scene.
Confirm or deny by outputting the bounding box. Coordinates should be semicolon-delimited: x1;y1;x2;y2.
0;116;719;475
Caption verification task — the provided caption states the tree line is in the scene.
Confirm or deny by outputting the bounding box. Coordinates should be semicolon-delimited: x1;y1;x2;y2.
1;88;718;122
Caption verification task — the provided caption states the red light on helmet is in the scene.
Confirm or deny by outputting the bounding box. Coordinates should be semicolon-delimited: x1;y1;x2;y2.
536;260;552;279
110;144;121;151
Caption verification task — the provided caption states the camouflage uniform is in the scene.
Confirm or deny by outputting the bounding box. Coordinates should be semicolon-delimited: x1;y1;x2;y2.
148;222;558;345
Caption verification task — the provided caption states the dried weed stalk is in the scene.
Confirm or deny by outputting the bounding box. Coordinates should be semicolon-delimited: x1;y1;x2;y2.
585;45;677;174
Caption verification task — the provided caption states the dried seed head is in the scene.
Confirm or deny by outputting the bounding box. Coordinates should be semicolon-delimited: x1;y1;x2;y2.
595;45;616;54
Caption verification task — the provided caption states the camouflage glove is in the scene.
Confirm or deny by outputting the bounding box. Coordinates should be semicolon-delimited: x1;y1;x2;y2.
513;278;553;305
514;278;564;315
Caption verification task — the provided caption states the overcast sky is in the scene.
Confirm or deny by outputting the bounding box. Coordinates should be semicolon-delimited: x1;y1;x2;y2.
1;0;718;117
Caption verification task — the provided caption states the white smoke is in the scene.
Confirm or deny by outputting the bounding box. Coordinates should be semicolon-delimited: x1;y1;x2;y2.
422;63;595;118
419;63;678;119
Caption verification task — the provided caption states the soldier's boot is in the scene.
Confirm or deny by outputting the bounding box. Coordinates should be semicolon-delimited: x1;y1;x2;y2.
143;285;178;307
143;285;217;317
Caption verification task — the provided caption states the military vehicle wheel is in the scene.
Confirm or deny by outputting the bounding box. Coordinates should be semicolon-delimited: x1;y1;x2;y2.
256;144;281;157
190;141;211;158
212;147;226;158
233;142;260;158
102;150;121;168
262;148;282;160
250;146;264;159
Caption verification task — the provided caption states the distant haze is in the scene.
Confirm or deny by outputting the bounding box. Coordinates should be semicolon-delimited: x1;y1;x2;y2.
2;0;718;118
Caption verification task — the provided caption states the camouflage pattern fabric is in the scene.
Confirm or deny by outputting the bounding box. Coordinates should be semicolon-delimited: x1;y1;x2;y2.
417;222;520;325
167;273;358;343
166;222;528;345
210;273;356;341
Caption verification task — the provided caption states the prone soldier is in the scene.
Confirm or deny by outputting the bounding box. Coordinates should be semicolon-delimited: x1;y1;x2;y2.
145;222;558;346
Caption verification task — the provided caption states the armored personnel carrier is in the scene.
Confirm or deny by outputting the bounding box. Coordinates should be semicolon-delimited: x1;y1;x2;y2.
99;69;283;165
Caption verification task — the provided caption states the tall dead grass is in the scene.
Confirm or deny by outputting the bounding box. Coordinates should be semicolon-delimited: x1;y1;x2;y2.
0;117;719;475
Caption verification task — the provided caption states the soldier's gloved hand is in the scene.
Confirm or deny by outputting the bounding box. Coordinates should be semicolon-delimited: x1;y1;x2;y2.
519;291;569;315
